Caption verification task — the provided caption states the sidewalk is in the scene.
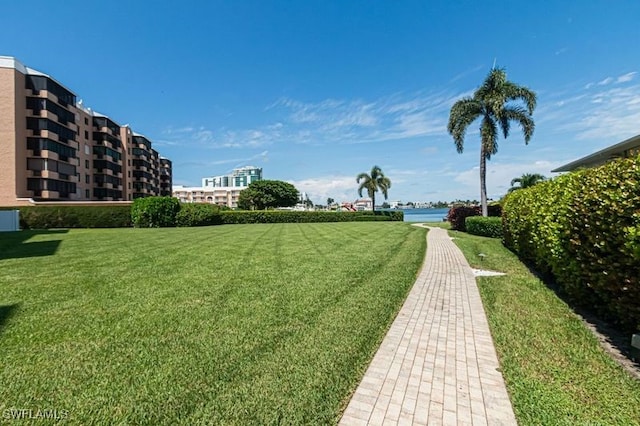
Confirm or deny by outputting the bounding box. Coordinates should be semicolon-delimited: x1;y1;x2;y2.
339;225;516;425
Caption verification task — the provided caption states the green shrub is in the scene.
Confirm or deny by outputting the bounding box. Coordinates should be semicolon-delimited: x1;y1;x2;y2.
176;203;223;227
447;204;501;231
465;216;502;238
503;155;640;331
219;210;403;224
131;197;181;227
0;205;132;229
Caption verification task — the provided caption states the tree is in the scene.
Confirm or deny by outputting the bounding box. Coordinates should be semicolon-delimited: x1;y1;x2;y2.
357;165;391;213
237;180;299;210
508;173;546;192
303;194;314;208
326;197;335;206
448;67;536;216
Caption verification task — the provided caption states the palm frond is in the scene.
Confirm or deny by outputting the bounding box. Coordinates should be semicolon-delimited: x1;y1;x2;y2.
447;98;482;153
356;173;370;183
504;81;537;114
502;106;535;143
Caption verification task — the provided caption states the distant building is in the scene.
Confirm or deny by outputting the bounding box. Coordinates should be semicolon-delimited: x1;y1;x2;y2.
174;166;263;208
202;166;262;188
0;56;170;206
552;133;640;172
353;198;373;211
172;185;244;208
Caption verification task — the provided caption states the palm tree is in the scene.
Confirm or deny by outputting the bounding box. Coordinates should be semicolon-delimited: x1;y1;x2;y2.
448;67;536;216
357;166;391;213
508;173;546;192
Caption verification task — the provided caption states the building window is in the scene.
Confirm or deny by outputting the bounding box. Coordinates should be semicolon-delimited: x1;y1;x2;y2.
85;189;90;198
84;117;88;125
85;159;89;169
85;144;90;155
85;174;90;184
84;130;89;140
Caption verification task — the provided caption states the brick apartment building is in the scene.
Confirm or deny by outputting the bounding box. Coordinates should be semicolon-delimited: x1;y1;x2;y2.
0;56;171;206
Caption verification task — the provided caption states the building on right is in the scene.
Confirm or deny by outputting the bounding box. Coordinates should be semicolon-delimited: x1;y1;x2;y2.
552;134;640;172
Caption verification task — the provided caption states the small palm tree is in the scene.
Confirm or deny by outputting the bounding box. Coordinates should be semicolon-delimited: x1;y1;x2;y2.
508;173;546;192
448;67;536;216
357;166;391;213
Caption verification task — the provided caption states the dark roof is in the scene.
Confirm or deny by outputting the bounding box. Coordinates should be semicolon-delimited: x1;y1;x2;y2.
552;133;640;172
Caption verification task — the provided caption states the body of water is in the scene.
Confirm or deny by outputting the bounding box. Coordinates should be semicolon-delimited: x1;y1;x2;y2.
390;208;450;223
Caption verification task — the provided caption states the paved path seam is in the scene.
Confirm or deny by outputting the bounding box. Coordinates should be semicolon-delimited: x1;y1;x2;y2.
339;225;517;425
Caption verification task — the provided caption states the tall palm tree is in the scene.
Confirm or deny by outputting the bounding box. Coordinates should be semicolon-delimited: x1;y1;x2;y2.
357;166;391;213
508;173;546;192
448;67;536;216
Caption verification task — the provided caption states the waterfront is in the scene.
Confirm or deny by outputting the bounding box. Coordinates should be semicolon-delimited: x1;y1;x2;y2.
397;208;449;223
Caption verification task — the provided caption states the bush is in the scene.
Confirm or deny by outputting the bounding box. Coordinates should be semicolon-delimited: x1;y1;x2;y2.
0;205;132;229
176;203;223;227
502;155;640;331
465;216;502;238
131;197;181;227
447;204;502;231
219;210;403;224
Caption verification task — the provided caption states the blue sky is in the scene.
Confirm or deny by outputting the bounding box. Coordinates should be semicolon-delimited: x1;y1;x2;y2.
4;1;640;203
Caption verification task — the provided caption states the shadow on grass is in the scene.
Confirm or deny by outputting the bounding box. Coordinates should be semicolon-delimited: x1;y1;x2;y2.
0;303;19;336
520;259;640;379
0;230;67;260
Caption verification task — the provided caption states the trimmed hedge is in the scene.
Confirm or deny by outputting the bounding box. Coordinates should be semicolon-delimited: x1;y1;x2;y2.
465;216;502;238
1;205;132;229
175;203;224;227
447;204;502;231
1;202;404;229
502;155;640;331
131;197;181;228
219;210;404;225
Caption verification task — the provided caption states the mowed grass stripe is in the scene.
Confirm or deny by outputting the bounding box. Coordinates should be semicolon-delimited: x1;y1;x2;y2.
0;222;425;425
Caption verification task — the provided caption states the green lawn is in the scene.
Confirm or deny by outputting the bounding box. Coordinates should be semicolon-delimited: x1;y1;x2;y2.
0;223;426;425
449;230;640;425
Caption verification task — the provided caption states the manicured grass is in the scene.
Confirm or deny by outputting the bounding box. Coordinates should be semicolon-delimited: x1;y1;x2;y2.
449;230;640;425
0;223;426;424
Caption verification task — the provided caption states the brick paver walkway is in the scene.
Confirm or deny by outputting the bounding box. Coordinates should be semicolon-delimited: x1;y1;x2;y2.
340;226;516;425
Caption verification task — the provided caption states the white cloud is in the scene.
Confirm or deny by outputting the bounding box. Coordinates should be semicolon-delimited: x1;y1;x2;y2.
287;175;358;204
270;89;467;145
598;77;614;86
617;72;637;83
449;64;485;83
161;124;280;149
537;75;640;142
